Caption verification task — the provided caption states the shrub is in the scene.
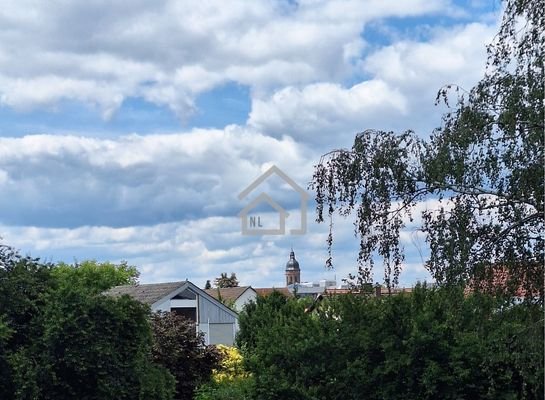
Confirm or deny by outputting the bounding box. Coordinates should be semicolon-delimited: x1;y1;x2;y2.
194;376;255;400
0;244;175;400
212;345;248;383
237;285;544;400
150;312;221;400
196;345;254;400
139;364;176;400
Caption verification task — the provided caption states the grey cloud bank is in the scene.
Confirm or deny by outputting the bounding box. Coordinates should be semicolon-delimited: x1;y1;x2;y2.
0;129;313;228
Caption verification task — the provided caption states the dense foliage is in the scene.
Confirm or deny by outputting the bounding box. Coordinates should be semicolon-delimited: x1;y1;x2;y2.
237;287;544;400
195;377;255;400
195;345;254;400
12;291;170;400
150;311;221;400
236;290;294;351
0;244;175;400
310;0;544;300
211;345;248;383
52;260;139;294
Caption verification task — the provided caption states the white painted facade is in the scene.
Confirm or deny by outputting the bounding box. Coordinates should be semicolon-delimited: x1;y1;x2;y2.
232;287;257;311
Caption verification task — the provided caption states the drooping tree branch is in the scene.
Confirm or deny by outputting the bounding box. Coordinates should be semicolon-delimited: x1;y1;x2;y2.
311;0;544;302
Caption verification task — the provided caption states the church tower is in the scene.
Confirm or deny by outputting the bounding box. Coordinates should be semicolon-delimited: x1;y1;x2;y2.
285;249;301;286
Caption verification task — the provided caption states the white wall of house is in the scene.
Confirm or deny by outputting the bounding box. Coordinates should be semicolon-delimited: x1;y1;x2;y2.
170;299;197;307
233;288;257;311
209;323;236;345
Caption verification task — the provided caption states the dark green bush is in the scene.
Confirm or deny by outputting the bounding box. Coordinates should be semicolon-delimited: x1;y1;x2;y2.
0;245;176;400
139;364;176;400
150;312;221;400
237;285;544;400
195;376;255;400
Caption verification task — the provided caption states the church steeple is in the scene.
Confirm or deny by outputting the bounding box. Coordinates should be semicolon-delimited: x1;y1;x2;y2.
285;249;301;286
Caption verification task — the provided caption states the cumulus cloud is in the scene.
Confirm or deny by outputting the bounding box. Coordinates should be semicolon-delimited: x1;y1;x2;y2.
364;23;494;91
0;0;460;119
249;79;408;147
247;21;496;148
0;217;311;287
0;128;316;228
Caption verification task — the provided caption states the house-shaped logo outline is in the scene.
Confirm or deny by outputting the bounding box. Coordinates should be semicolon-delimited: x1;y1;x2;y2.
238;165;309;235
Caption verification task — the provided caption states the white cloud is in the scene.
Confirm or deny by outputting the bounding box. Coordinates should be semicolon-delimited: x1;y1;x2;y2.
248;21;496;148
364;23;494;90
0;206;431;288
0;0;502;289
0;0;462;118
249;79;408;147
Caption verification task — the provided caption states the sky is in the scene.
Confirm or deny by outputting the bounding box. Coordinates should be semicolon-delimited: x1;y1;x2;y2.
0;0;502;288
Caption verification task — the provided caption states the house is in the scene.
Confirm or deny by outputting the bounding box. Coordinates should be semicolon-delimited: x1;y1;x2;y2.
205;286;257;311
290;279;338;298
105;280;239;345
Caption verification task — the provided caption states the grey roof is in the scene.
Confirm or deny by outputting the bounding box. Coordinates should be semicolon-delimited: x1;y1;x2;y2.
104;280;189;305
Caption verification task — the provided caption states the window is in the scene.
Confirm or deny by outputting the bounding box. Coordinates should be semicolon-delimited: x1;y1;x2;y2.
171;307;196;322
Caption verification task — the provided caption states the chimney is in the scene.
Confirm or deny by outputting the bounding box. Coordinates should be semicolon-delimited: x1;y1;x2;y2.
374;283;381;297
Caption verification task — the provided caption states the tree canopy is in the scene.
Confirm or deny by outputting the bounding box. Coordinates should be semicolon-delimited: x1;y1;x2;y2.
52;260;139;294
0;244;175;400
237;286;543;400
214;272;239;288
311;0;544;301
0;244;230;399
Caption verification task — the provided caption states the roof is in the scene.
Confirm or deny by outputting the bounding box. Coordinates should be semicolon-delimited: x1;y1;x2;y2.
104;280;239;318
254;287;293;297
205;286;252;302
465;265;539;298
105;280;189;305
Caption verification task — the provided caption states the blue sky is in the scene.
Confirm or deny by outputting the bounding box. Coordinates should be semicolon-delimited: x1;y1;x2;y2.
0;0;501;288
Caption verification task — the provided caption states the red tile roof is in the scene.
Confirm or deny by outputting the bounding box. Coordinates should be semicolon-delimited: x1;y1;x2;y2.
254;287;293;297
465;265;540;298
205;286;252;302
